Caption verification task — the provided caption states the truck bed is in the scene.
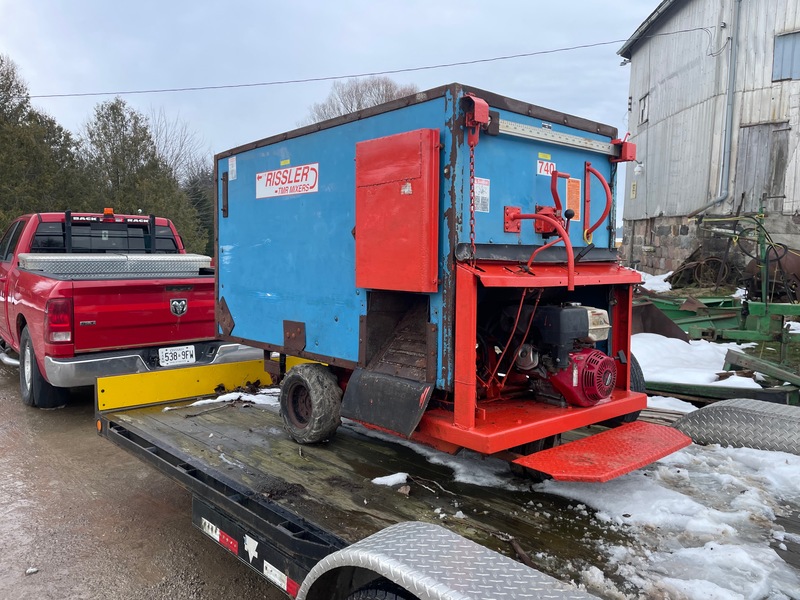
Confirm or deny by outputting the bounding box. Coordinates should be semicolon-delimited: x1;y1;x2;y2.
101;389;629;589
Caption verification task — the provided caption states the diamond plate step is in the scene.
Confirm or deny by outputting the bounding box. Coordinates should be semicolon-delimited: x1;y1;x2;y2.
673;398;800;454
514;421;691;482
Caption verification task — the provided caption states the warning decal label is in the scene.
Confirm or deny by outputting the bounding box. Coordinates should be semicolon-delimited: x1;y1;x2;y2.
474;177;490;213
256;163;319;198
566;178;582;220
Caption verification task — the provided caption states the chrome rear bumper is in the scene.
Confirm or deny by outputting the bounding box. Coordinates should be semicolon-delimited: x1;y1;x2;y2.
44;342;263;388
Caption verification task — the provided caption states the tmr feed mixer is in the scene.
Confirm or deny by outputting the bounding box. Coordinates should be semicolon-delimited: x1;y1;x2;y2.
216;84;690;483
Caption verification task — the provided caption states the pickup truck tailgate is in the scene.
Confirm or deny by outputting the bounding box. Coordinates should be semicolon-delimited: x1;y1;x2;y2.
72;278;215;352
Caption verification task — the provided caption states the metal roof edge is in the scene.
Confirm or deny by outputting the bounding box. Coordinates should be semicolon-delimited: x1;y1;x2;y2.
215;83;617;160
618;0;683;59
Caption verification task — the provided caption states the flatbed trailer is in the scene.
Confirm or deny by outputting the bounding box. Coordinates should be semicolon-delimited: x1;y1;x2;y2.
96;84;692;599
96;360;607;599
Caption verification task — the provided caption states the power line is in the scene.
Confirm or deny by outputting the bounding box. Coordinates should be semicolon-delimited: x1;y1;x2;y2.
27;27;712;100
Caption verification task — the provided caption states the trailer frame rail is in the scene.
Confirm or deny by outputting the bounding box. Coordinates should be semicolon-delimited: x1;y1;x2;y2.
101;417;345;587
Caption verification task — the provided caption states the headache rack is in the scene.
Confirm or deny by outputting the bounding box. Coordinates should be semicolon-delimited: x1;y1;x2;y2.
31;210;180;254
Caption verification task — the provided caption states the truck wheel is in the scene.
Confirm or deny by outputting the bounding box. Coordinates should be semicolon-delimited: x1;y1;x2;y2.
347;581;416;600
280;363;342;444
19;326;68;409
600;354;645;427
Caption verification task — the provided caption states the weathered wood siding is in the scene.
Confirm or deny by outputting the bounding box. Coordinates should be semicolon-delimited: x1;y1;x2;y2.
623;0;800;221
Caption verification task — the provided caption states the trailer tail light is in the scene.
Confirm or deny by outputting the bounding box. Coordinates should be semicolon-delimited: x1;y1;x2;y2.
45;298;73;343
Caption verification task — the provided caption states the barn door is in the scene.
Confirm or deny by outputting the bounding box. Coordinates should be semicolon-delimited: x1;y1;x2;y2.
734;123;790;213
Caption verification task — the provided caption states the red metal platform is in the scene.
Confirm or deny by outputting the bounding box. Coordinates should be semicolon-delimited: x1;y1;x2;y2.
416;390;647;454
461;261;643;289
513;421;691;483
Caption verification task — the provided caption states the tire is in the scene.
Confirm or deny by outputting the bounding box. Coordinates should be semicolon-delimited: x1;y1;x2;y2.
693;257;729;286
509;434;561;482
600;354;644;427
347;580;417;600
279;363;342;444
19;326;69;409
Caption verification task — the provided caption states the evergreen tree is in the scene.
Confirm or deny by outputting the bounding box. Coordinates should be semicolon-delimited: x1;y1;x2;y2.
0;54;91;232
80;98;207;253
182;161;215;256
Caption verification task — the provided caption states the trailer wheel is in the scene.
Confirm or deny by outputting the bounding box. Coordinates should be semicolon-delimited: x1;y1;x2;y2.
280;363;342;444
19;326;69;409
347;580;417;600
600;354;645;427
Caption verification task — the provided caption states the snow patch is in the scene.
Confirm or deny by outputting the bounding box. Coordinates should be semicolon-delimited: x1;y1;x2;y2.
371;472;408;487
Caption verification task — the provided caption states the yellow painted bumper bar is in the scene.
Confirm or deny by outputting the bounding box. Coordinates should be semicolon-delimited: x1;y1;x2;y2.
96;360;275;412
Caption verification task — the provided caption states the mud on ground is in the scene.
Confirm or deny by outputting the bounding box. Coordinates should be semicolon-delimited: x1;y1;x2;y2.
0;364;282;600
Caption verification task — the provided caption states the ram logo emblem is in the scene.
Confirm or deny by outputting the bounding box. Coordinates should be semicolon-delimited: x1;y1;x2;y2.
170;298;188;317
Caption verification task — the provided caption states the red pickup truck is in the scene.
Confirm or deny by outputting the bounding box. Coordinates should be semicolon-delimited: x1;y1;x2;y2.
0;210;258;408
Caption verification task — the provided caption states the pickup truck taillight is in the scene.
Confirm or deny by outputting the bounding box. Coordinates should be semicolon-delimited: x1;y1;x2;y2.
45;298;73;343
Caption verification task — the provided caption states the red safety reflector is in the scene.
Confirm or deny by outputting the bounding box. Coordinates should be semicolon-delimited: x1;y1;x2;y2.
286;578;300;597
219;529;239;554
200;517;239;555
514;421;691;483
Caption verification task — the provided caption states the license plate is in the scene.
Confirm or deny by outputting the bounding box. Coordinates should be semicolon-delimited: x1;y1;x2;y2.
158;345;196;367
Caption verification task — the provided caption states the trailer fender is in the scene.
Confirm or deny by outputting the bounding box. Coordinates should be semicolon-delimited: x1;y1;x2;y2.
673;398;800;454
297;521;598;600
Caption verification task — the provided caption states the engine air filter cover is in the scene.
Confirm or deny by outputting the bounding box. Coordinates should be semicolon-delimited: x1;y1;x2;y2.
549;348;617;407
582;349;617;400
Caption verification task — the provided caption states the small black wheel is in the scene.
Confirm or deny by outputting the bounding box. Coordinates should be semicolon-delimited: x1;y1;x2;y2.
600;354;645;427
279;363;342;443
347;580;417;600
509;435;561;482
19;326;69;409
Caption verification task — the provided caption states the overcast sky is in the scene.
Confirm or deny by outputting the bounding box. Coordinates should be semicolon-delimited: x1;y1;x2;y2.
0;1;658;156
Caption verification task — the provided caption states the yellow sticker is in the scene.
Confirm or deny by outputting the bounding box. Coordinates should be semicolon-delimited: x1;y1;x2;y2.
280;159;291;166
538;152;551;160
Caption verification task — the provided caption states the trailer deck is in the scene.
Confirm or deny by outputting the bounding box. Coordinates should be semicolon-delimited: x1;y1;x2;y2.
99;376;632;595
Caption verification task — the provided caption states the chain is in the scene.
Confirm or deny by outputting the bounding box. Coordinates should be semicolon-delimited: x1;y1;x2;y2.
469;141;477;265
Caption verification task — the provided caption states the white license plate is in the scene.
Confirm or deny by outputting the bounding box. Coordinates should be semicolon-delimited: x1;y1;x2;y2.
158;345;196;367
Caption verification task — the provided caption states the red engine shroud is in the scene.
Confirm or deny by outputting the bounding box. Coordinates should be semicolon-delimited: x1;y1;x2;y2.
548;349;617;407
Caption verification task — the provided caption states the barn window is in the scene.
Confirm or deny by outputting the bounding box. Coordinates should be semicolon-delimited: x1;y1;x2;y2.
639;93;649;125
773;31;800;81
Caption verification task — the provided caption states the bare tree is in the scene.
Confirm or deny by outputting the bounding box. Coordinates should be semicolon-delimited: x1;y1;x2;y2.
148;106;208;184
303;76;418;124
148;108;214;253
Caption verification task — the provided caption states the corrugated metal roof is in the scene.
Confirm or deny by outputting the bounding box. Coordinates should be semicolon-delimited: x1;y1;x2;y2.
618;0;684;59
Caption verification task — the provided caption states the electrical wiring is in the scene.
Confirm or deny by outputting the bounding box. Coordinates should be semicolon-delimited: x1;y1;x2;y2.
22;27;716;101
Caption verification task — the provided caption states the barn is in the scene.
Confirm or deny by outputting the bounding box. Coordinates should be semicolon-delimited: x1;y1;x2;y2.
618;0;800;281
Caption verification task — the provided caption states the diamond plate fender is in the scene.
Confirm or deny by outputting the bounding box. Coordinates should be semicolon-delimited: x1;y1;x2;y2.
297;521;598;600
673;399;800;454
